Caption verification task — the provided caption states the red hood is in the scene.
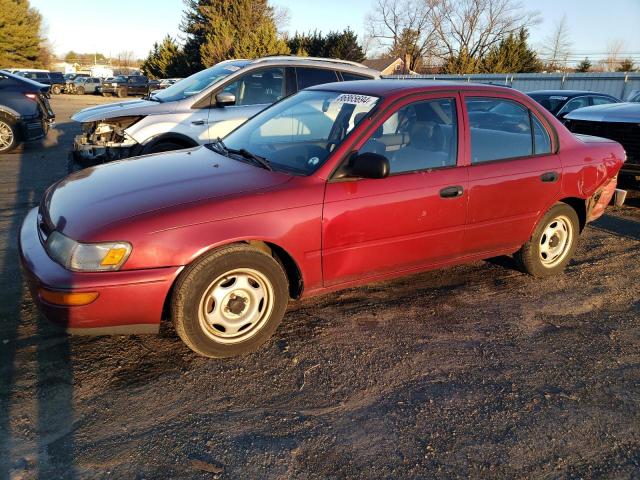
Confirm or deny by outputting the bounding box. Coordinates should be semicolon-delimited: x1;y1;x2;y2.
44;146;292;240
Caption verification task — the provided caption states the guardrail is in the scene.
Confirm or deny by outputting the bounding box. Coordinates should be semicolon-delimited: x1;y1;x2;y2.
384;73;640;100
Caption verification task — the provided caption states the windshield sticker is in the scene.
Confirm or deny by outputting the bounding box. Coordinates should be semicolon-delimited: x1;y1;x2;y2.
308;156;320;166
333;94;377;106
550;96;568;100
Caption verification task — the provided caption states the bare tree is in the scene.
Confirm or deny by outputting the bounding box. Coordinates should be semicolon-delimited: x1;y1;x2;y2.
541;15;572;71
603;38;625;72
365;0;440;71
432;0;539;73
272;5;291;37
116;50;136;72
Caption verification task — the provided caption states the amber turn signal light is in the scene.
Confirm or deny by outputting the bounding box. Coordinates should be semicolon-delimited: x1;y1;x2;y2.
38;288;99;306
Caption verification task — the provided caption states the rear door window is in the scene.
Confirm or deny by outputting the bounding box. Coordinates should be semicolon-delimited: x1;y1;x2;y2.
591;96;617;106
296;68;339;90
466;98;533;163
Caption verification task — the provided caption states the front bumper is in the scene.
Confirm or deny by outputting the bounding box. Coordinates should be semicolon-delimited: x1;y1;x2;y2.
19;207;182;334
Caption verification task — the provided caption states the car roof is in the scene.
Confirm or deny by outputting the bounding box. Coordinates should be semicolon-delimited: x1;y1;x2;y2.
244;56;379;76
527;90;613;97
306;79;516;97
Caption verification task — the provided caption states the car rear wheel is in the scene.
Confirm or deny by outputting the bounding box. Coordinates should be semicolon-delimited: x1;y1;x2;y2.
77;86;85;95
117;88;126;98
514;203;579;277
51;85;62;95
171;244;289;358
0;117;18;153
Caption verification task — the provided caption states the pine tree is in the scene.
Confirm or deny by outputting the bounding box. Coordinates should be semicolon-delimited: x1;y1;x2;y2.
0;0;44;67
141;35;187;78
480;28;542;73
287;29;365;62
181;0;289;71
576;57;592;72
323;28;366;62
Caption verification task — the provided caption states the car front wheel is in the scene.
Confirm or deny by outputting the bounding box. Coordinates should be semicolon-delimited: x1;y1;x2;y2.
171;244;289;358
0;117;18;153
514;203;580;277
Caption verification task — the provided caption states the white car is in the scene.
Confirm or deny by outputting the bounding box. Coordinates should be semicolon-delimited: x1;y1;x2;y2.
70;56;379;170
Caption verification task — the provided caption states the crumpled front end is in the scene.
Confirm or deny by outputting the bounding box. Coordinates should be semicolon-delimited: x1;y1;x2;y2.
71;116;143;169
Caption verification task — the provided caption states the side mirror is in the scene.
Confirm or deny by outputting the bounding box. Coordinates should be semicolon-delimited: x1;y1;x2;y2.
216;92;236;107
343;152;390;179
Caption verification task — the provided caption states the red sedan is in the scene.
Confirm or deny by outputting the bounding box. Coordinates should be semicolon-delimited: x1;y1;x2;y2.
19;80;625;358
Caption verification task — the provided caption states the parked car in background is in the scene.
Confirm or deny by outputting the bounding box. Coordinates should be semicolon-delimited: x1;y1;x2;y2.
98;75;150;98
627;90;640;102
0;70;55;153
64;73;90;94
528;90;620;122
49;72;65;95
74;77;102;95
565;102;640;179
70;56;380;169
12;70;66;95
22;81;625;357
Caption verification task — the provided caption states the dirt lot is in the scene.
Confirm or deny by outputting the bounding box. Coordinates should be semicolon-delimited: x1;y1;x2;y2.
1;95;639;480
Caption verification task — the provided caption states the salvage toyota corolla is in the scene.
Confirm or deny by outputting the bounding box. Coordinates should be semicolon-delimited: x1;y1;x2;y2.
20;80;626;358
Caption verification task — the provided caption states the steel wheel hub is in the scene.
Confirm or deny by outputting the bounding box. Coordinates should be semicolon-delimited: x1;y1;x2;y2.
198;268;274;344
539;215;573;268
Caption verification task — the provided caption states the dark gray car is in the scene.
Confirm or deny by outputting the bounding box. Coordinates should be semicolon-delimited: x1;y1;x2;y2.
0;70;55;153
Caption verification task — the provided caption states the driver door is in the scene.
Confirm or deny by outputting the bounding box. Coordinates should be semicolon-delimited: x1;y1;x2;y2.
322;95;468;287
206;67;289;141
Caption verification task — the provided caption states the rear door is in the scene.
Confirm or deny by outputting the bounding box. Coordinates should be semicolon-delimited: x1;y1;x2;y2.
463;95;560;255
322;94;468;286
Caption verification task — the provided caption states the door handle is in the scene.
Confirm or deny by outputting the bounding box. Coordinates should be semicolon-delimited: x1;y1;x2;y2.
439;185;464;198
540;171;559;183
191;120;206;126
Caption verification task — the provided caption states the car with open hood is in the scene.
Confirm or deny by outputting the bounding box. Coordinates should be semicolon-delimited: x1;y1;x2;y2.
69;56;380;170
21;80;626;358
564;102;640;178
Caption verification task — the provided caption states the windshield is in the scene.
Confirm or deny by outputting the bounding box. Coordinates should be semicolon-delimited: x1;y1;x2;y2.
154;61;248;102
221;90;380;175
529;94;568;114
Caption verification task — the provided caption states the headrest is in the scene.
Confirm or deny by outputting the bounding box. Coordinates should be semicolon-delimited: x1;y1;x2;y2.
410;121;444;151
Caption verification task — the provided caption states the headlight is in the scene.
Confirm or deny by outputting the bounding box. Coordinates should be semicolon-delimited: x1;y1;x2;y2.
46;231;131;272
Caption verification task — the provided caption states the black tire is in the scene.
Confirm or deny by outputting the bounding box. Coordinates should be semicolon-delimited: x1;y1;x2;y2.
102;92;112;97
77;86;85;95
171;244;289;358
117;87;126;98
51;85;62;95
514;203;580;277
0;116;18;154
142;141;185;155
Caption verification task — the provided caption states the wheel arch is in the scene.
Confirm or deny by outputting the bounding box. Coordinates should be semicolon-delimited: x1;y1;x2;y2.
140;132;200;153
558;197;587;232
162;239;304;322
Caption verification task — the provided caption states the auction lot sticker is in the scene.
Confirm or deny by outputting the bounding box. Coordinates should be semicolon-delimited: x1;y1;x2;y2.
333;94;378;105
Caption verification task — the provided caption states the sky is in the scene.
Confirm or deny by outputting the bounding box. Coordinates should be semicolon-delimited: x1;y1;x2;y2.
31;0;640;63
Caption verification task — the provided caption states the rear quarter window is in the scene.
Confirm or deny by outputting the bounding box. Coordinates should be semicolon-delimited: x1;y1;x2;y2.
341;72;372;81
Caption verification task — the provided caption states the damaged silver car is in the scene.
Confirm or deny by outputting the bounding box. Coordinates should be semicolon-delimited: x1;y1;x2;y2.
69;57;379;171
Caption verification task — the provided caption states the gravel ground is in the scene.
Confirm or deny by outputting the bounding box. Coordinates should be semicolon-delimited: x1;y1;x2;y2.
0;95;639;480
